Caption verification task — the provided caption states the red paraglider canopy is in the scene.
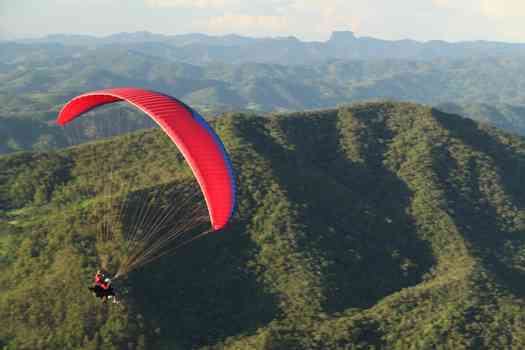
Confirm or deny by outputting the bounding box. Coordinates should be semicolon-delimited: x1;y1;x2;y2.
57;87;236;231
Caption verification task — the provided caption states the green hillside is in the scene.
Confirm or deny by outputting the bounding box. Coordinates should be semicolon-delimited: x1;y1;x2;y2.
2;102;525;349
437;102;525;136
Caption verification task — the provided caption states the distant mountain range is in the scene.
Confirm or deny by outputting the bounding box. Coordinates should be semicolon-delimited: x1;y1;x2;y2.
1;30;525;155
7;30;525;65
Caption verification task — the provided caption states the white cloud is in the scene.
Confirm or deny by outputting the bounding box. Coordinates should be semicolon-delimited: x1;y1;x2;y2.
285;0;362;38
206;13;289;34
155;0;361;39
432;0;525;18
431;0;525;41
480;0;525;18
145;0;239;8
54;0;114;3
4;0;522;42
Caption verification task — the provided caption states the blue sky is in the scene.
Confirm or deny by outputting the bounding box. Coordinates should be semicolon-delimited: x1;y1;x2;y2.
1;0;524;42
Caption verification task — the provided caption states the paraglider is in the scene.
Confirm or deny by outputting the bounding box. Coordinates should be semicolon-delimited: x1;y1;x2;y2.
58;87;236;231
57;88;236;296
89;270;119;303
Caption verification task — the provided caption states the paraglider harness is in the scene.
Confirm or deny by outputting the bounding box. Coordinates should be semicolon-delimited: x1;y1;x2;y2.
89;271;119;304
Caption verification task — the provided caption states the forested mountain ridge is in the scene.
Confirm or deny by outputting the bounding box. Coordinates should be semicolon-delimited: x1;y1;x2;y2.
2;102;525;349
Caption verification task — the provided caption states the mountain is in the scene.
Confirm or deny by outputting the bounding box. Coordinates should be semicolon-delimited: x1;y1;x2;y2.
12;30;525;65
2;34;525;156
437;102;525;136
2;48;525;115
2;102;525;349
1;47;525;155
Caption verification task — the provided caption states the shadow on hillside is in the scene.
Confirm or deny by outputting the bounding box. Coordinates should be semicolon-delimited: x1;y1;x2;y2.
246;107;435;313
433;109;525;297
125;204;279;348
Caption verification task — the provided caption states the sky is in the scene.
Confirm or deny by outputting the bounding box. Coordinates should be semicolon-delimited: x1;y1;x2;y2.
1;0;524;42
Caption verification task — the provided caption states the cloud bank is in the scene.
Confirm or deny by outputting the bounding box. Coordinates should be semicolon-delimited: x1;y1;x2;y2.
1;0;523;42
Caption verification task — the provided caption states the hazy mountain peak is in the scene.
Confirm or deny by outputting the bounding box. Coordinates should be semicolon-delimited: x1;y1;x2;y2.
328;30;357;43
